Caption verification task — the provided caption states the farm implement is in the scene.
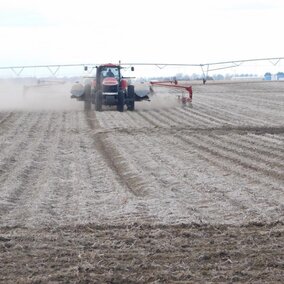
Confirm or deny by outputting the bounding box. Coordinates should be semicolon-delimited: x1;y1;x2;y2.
150;80;193;107
71;63;193;111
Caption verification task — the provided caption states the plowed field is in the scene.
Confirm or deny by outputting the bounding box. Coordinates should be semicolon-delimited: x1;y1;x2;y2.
0;81;283;283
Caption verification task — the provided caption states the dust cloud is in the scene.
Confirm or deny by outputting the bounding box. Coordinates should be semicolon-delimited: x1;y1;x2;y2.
0;79;82;111
136;91;180;110
0;80;183;111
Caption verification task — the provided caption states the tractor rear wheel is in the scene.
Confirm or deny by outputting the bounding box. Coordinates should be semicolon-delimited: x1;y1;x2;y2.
127;85;135;111
95;91;103;111
117;91;125;112
84;84;92;111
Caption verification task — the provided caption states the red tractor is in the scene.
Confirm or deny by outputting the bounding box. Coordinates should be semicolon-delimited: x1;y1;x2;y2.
77;63;149;111
71;63;193;111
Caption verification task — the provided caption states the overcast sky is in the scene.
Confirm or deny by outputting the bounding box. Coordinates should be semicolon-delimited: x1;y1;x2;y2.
0;0;283;76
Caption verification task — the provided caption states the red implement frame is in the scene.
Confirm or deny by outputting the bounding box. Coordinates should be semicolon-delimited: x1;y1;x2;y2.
150;80;193;102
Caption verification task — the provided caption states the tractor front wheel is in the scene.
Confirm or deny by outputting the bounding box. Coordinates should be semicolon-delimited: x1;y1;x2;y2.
117;91;125;112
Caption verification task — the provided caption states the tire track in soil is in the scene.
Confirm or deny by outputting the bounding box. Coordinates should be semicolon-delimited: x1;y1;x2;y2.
126;107;283;211
155;109;197;127
175;132;283;191
0;112;13;126
135;110;161;129
125;110;153;129
112;111;138;129
85;110;149;197
197;88;283;105
136;133;243;214
52;111;139;226
30;112;66;225
220;134;284;166
261;133;284;143
0;112;55;217
202;96;284;124
195;102;256;125
0;112;65;226
136;109;169;128
36;110;93;226
237;133;284;154
138;105;280;136
0;112;43;172
112;131;250;223
0;112;43;186
197;133;284;176
164;107;225;128
96;108;283;223
139;108;208;129
196;100;277;126
1;110;147;227
123;130;283;223
86;110;159;224
155;108;200;127
0;112;32;146
199;92;284;112
176;105;231;126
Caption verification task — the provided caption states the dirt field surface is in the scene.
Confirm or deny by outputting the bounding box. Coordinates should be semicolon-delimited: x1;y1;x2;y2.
0;81;283;283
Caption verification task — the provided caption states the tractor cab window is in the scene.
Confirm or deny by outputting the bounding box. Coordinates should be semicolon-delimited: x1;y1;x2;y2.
106;69;115;77
101;67;119;79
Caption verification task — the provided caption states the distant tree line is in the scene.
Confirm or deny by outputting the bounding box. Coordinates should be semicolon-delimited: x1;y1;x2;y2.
139;73;259;82
138;71;284;82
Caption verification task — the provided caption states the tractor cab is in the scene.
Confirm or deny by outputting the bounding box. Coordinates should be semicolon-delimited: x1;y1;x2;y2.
96;64;120;86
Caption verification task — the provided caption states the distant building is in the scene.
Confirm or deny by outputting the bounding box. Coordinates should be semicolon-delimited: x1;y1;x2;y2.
276;72;284;80
264;72;272;80
264;72;284;80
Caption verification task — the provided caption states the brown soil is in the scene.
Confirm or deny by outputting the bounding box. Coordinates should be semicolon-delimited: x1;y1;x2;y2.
0;80;283;283
1;222;283;283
